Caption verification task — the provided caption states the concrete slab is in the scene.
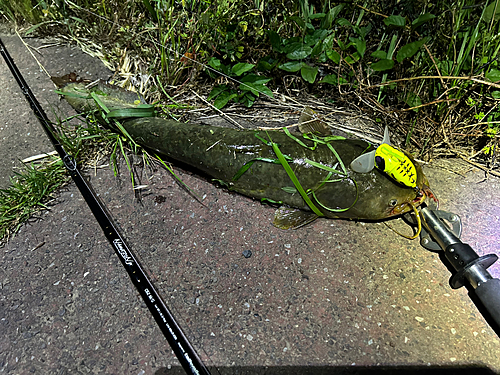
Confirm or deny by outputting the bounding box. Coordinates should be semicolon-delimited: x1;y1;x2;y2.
1;33;500;374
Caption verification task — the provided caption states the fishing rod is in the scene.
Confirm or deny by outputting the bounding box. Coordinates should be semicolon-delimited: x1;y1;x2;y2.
0;37;211;375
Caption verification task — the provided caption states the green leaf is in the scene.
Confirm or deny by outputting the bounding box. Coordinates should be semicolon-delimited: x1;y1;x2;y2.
301;65;319;84
336;18;351;27
486;69;500;83
491;91;500;99
371;59;395;71
238;92;256;107
207;85;228;100
239;80;274;98
213;91;238;109
326;49;341;64
321;75;338;85
207;57;228;76
485;1;500;23
371;50;387;59
286;45;313;60
384;15;406;27
279;61;304;72
232;63;255;76
24;21;56;35
142;0;158;22
311;40;324;58
257;57;278;71
240;74;271;85
396;38;427;63
349;37;366;57
320;4;344;29
321;74;348;85
309;13;326;19
304;29;329;46
289;15;306;29
268;30;283;52
411;13;436;28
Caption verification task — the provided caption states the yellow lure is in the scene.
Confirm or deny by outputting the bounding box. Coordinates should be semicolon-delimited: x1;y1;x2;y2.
374;144;417;189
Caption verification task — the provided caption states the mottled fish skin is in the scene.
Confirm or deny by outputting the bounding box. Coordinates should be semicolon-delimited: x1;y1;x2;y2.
61;82;428;221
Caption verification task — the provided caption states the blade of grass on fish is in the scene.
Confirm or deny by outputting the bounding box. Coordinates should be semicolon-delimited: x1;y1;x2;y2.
233;157;282;181
268;133;324;217
282;128;348;175
155;154;203;202
303;159;345;175
90;92;139;152
283;127;317;150
107;107;155;119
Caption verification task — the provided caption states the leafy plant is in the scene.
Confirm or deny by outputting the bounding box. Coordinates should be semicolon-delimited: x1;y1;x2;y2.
207;57;273;109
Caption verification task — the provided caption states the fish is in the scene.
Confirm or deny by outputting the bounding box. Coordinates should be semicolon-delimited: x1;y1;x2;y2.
56;78;430;229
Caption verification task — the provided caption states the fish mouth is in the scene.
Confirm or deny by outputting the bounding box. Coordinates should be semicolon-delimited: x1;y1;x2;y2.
389;186;427;216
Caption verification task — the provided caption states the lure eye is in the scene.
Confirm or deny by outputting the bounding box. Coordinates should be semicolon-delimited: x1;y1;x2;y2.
389;199;398;207
375;155;385;171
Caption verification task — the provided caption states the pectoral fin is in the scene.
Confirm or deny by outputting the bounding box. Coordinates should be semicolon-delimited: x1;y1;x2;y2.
273;206;318;230
350;150;376;173
298;107;331;136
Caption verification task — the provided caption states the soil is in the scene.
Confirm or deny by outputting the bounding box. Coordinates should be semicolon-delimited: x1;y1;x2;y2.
1;32;500;375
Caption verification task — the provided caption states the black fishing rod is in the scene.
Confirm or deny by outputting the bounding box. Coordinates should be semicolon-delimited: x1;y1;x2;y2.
0;37;211;375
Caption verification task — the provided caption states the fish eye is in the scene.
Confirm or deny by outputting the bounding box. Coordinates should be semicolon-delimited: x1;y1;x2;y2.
389;199;398;207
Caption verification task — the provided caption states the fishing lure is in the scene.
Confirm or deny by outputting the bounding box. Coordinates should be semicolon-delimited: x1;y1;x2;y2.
350;127;418;190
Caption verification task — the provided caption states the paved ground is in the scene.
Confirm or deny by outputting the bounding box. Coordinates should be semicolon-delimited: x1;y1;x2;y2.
1;32;500;375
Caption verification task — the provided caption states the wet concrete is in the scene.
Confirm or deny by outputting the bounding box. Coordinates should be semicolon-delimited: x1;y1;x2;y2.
1;33;500;374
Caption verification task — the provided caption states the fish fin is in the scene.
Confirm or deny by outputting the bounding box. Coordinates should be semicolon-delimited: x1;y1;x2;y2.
298;107;331;136
382;126;392;145
273;206;318;230
350;150;376;173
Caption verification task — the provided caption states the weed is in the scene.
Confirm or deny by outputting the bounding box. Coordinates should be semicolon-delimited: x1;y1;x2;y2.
0;158;68;243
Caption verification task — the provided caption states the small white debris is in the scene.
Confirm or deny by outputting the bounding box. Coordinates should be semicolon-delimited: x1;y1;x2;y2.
246;334;253;341
383;275;388;279
451;328;457;335
53;281;60;286
450;358;457;362
84;272;90;278
405;337;409;343
415;316;424;322
403;306;410;311
297;258;302;264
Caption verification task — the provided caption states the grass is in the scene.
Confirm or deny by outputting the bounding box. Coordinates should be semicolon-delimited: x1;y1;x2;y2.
1;0;500;241
0;158;68;244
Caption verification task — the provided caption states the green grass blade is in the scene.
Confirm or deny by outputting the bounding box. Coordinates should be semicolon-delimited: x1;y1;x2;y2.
269;137;324;217
155;154;202;200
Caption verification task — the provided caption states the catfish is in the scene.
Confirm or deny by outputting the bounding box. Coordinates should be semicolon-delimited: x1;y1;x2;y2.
57;79;430;229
